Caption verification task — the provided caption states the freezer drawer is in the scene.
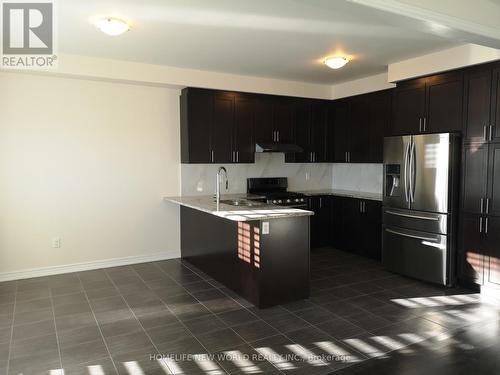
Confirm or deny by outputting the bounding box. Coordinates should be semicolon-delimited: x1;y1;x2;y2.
383;207;448;235
382;225;448;285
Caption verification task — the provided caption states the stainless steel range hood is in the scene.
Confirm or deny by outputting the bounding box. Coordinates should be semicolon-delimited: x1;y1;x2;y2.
255;142;303;153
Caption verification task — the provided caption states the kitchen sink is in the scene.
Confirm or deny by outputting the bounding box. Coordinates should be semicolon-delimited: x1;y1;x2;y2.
219;199;264;207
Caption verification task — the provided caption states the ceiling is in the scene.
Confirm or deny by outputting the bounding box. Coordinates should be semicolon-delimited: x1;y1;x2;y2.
59;0;460;84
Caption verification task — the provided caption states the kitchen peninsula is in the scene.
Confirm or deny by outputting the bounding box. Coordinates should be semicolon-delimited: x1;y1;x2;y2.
165;195;313;308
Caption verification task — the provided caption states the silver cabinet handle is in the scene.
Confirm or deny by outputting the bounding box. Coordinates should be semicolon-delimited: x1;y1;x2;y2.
345;151;348;163
486;198;490;214
484;126;488;141
313;152;316;162
423;117;426;132
319;197;322;208
237;151;239;163
480;217;483;233
276;130;280;142
211;150;215;163
485;217;489;234
385;228;437;242
359;201;362;213
489;125;494;141
419;118;422;133
481;198;484;214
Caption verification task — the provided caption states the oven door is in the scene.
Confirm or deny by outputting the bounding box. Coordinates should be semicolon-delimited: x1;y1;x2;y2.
382;225;448;285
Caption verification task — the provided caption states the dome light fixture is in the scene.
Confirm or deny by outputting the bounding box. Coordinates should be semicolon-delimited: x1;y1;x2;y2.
324;56;349;69
95;17;130;36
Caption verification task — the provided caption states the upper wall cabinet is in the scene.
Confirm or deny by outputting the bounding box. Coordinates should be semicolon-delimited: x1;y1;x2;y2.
181;88;255;164
328;89;392;163
391;72;463;136
463;64;500;143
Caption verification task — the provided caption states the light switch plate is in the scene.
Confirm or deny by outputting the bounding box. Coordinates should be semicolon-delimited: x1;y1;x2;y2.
262;221;269;234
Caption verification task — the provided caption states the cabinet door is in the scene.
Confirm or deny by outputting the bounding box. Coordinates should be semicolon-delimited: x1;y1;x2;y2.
462;143;489;214
360;200;382;260
484;217;500;287
181;88;212;163
212;93;234;163
426;73;463;133
349;96;370;163
487;142;500;216
325;104;336;162
343;198;362;252
233;95;255;163
294;101;312;163
463;68;492;142
273;98;295;143
308;197;321;248
331;196;345;249
254;97;274;144
492;68;500;142
331;101;350;162
311;102;327;162
367;90;391;163
391;80;426;135
458;214;485;285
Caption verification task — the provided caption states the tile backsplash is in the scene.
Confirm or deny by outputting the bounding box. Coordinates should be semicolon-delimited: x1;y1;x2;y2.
181;153;333;196
331;163;383;194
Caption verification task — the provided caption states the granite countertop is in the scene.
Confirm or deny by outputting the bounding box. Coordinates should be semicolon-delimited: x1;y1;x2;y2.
291;189;383;201
164;194;314;222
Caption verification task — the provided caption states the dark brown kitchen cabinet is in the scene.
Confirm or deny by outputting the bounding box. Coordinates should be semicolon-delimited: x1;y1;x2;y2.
461;143;489;214
458;214;500;289
292;100;328;163
462;142;500;216
350;90;391;163
308;196;332;248
391;72;463;135
180;88;255;163
459;214;485;285
487;142;500;217
392;78;426;136
233;95;256;163
273;97;295;144
463;67;492;142
254;96;274;144
180;88;213;163
463;65;500;143
212;92;235;163
329;101;350;163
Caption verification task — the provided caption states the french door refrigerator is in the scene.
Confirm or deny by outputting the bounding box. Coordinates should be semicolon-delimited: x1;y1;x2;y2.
382;133;460;286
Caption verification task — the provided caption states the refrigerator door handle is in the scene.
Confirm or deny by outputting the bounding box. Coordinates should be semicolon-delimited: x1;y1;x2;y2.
403;141;410;203
385;228;437;242
409;139;416;203
385;210;440;221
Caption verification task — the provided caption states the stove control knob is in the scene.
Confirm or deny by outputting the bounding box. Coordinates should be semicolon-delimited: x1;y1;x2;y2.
295;198;299;202
286;199;291;203
272;200;277;204
278;200;282;204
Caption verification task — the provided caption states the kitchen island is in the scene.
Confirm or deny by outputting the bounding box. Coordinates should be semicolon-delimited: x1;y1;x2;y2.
165;195;313;308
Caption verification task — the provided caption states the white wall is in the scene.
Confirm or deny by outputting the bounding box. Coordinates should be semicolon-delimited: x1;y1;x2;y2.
0;72;181;278
181;153;333;196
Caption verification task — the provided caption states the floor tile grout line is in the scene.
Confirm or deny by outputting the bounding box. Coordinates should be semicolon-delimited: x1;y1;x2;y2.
76;273;120;375
150;261;288;374
48;286;64;372
5;281;18;375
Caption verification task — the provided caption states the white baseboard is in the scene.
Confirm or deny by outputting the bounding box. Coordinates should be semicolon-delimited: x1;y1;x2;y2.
0;250;181;282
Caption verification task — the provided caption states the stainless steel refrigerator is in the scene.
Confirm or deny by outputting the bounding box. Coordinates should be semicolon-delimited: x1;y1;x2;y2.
382;133;460;286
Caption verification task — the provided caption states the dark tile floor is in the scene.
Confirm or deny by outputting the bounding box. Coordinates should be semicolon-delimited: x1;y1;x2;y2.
0;247;499;375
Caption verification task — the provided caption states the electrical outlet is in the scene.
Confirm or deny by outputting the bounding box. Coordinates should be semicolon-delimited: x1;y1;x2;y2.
52;237;61;248
262;222;270;235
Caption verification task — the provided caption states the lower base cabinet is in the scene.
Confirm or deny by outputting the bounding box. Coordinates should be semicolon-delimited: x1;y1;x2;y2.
459;213;500;289
309;195;382;260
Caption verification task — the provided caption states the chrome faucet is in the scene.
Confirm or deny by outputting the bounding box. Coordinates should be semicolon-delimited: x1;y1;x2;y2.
215;166;228;209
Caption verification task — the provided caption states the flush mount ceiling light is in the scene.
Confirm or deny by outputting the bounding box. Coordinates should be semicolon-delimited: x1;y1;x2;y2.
95;18;130;36
324;56;349;69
